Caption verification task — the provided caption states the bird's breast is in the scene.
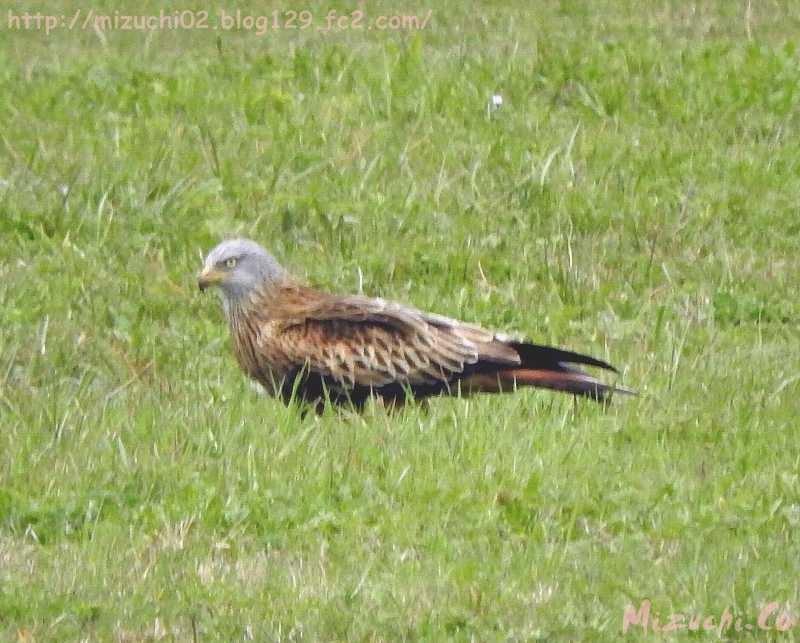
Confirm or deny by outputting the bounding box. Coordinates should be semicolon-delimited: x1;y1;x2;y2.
228;312;292;395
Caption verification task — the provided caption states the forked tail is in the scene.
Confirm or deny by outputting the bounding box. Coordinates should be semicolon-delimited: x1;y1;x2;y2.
465;342;634;402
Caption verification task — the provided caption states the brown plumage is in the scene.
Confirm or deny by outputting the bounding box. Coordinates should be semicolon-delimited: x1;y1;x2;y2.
198;239;632;411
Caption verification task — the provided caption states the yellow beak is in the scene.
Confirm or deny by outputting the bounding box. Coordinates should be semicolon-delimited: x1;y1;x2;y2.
197;267;224;291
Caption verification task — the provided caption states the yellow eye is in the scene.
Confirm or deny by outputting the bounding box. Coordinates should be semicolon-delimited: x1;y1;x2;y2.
225;258;237;269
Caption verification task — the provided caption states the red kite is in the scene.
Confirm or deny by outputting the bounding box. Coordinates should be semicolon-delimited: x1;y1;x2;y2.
198;239;631;411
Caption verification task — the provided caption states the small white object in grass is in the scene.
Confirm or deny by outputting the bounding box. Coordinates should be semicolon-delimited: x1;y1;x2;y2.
487;93;504;117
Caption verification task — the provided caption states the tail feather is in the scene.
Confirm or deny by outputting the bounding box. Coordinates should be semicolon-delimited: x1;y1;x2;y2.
499;367;632;401
465;341;633;402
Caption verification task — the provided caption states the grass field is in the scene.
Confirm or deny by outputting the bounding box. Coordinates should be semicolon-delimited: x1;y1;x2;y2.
2;1;800;640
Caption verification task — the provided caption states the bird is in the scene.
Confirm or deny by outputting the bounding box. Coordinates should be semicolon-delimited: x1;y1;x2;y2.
197;238;631;412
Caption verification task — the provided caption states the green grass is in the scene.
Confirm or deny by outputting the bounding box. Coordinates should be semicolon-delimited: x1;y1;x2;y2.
2;1;800;639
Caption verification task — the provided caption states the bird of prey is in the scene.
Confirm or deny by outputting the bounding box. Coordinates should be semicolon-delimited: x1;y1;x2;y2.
198;239;630;411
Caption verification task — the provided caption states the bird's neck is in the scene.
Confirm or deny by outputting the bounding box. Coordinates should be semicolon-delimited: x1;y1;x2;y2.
223;277;291;322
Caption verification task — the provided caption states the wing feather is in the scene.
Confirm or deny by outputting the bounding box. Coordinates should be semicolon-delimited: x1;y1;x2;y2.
253;288;520;392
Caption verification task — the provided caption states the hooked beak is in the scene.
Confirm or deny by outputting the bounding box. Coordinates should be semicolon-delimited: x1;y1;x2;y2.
197;267;224;292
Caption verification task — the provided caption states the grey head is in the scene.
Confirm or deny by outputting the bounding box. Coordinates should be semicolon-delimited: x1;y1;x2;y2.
197;238;287;311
